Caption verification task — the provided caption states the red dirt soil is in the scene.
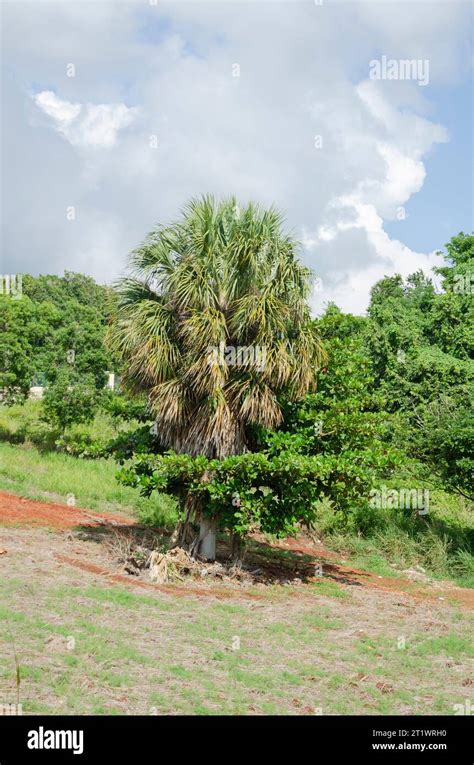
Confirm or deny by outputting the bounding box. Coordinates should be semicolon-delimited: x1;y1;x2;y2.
0;491;136;528
270;534;474;609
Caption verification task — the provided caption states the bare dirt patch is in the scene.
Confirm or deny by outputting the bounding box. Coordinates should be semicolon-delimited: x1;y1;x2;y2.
52;552;261;602
252;533;474;609
0;490;135;529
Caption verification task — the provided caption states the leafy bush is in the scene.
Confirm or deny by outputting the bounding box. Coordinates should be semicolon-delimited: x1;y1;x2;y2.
101;392;150;422
55;432;107;459
408;392;474;500
135;494;178;528
117;447;389;539
104;425;158;463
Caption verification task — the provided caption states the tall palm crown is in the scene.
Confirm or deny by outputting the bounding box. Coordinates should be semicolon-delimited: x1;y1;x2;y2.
109;196;323;457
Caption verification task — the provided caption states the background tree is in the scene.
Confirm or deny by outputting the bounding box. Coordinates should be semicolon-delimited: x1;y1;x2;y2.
42;370;100;434
364;233;473;499
257;305;400;521
22;273;116;389
410;392;474;500
0;296;38;403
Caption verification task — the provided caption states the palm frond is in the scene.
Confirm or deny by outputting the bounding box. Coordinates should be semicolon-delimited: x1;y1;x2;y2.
108;196;325;456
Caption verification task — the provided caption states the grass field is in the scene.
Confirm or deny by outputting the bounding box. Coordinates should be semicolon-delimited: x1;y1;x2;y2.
0;525;472;716
0;400;130;445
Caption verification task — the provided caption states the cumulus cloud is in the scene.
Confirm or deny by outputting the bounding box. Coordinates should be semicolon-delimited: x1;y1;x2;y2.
34;91;139;149
310;201;443;316
306;78;449;313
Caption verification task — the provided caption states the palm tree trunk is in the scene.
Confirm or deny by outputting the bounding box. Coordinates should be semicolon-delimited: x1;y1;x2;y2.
197;515;217;561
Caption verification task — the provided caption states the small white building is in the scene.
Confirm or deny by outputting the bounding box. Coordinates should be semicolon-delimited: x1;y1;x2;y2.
105;371;115;390
29;386;44;399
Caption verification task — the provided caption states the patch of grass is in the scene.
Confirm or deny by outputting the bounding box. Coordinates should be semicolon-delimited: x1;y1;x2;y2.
310;579;351;599
98;670;133;688
291;664;326;680
279;670;304;686
168;665;194;680
0;441;176;525
413;634;474;659
91;704;124;715
18;665;44;682
303;613;342;629
210;603;249;616
21;700;55;714
355;636;384;657
327;672;346;689
266;622;298;636
0;400;141;451
1;571;472;716
51;584;174;612
315;484;474;589
229;667;278;691
0;605;28;624
148;691;169;709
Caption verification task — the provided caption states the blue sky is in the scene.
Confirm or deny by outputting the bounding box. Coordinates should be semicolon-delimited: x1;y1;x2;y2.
385;78;473;253
1;0;472;314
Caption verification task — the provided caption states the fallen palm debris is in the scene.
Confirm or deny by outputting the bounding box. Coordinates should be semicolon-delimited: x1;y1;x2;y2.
147;547;255;584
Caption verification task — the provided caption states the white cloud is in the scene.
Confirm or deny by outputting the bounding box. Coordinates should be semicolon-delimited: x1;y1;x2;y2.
312;198;443;315
34;90;81;124
307;78;449;313
34;91;139;149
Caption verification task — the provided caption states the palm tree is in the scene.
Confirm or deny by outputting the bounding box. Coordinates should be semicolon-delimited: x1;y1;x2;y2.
108;196;323;558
